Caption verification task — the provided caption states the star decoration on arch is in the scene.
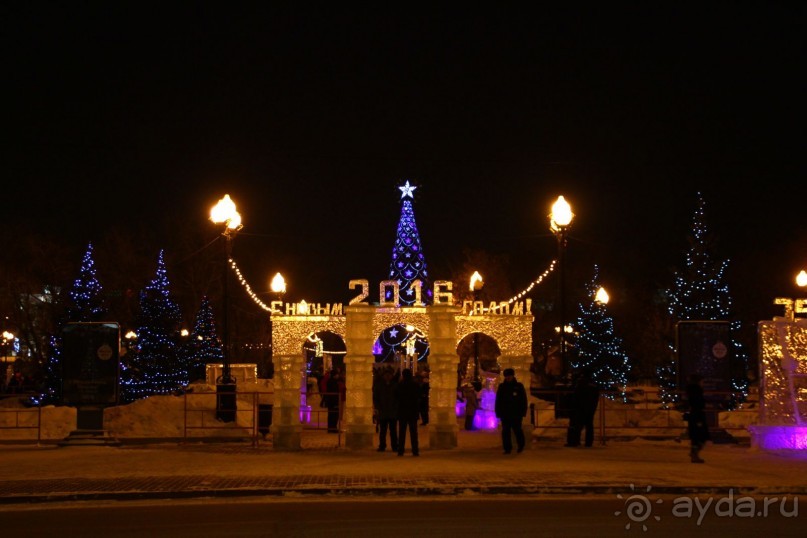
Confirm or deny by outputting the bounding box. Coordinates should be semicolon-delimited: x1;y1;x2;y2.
399;180;417;199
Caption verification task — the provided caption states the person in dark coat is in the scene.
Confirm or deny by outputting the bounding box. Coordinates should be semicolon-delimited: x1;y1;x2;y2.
685;373;709;463
565;369;601;447
395;368;421;456
415;372;430;425
324;370;342;433
373;367;399;451
495;368;528;454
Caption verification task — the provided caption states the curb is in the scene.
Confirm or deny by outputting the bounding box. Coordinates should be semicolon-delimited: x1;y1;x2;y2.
4;484;806;505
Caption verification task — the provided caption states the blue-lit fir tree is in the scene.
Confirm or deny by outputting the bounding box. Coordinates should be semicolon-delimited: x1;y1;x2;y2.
120;250;184;402
571;266;631;397
387;180;431;306
67;242;107;322
42;242;108;404
659;193;749;405
184;295;223;383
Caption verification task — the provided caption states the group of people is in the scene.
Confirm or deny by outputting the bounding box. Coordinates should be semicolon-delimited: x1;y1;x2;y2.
564;369;601;448
372;366;430;456
3;371;31;394
561;368;711;464
354;364;709;463
374;366;531;455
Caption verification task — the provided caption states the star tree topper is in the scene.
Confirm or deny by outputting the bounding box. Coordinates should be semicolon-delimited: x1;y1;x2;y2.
399;180;417;199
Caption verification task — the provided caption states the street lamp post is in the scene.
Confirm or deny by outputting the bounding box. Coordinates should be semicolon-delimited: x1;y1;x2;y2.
271;273;287;301
470;271;484;382
549;195;574;382
1;330;14;387
210;194;243;422
594;286;609;305
797;270;807;288
269;272;286;376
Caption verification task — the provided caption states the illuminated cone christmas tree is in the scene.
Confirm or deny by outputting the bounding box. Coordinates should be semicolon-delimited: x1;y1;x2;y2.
42;242;108;404
387;180;431;306
184;295;223;383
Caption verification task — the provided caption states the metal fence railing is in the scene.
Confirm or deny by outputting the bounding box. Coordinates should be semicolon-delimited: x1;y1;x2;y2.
530;388;758;445
0;393;42;443
302;391;343;447
181;390;267;447
1;387;757;447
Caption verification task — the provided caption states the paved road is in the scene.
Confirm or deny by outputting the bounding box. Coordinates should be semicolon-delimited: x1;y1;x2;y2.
0;496;803;537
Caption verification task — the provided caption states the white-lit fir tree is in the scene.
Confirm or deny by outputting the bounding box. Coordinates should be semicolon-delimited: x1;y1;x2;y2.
659;192;749;405
386;181;431;306
571;265;631;398
120;250;184;402
42;242;108;404
184;295;223;384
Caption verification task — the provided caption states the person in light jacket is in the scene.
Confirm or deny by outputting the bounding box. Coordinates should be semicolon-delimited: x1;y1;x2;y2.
462;382;480;431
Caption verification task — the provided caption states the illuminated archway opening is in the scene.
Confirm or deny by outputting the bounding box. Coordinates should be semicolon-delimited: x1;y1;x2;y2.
372;323;430;373
456;332;501;430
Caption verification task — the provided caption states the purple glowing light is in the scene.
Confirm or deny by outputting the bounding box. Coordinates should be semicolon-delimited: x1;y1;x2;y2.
749;426;807;450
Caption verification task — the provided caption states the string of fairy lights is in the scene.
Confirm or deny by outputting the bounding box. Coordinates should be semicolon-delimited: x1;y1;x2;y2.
481;260;556;314
229;258;280;313
230;257;556;314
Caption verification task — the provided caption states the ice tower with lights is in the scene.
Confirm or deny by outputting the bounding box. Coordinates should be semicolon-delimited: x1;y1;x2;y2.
750;296;807;450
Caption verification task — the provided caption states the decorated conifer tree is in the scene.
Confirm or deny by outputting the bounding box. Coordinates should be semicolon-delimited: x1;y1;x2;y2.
571;265;631;397
42;242;108;404
67;242;107;322
386;180;431;306
659;192;749;404
120;250;184;402
184;295;223;384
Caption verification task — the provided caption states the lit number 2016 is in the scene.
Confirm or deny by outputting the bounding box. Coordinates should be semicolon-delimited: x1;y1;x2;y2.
349;279;450;306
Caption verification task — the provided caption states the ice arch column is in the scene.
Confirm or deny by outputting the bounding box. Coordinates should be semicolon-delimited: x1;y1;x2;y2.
270;353;305;450
429;303;463;448
343;304;377;449
498;353;535;439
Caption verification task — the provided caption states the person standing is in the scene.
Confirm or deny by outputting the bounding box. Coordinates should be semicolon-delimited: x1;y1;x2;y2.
685;373;709;463
324;370;341;433
462;382;480;431
395;368;421;456
565;369;600;447
495;368;528;454
415;372;430;425
373;367;399;452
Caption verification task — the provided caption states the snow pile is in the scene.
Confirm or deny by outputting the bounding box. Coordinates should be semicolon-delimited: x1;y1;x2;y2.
0;401;76;440
104;380;274;438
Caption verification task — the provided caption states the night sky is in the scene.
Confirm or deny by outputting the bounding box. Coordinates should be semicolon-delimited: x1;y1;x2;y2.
4;5;805;327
